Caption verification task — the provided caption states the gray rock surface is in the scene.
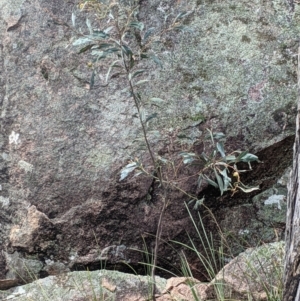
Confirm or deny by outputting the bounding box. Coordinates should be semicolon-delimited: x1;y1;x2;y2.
0;0;296;281
0;242;284;301
212;241;284;301
218;167;290;256
0;270;167;301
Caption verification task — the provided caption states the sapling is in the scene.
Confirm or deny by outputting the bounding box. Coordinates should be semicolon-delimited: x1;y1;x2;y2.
71;1;259;300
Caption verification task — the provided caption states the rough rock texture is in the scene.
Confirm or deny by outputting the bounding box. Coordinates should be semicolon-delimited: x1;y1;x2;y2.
0;0;297;282
0;242;284;301
3;251;43;284
194;136;293;263
211;241;284;301
216;165;290;256
10;206;56;253
0;270;167;301
139;0;298;150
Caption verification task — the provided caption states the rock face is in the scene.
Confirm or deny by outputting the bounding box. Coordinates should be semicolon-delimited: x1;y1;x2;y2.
0;242;284;301
0;270;168;301
9;206;56;253
0;0;297;282
214;163;291;257
211;241;284;301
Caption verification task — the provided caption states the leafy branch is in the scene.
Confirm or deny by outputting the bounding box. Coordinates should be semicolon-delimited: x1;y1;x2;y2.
71;2;193;300
71;2;259;300
179;129;260;196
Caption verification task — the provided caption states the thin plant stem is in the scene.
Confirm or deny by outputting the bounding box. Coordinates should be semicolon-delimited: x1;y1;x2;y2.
150;192;167;300
117;24;166;300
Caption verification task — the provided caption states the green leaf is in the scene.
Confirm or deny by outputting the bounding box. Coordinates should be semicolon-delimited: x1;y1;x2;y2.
193;197;204;210
90;70;95;89
236;150;248;162
203;175;218;188
194;197;205;210
143;27;155;42
129;21;144;31
164;14;170;23
174;11;190;22
104;26;114;34
180;151;196;156
140;53;149;59
121;45;133;57
213;132;226;140
150;55;163;68
135;92;142;104
120;162;138;181
140;108;146;122
240;153;259;163
225;155;236;162
197;174;203;188
92;30;109;39
132;137;144;143
91;47;110;58
106;60;122;82
177;134;192;140
105;47;120;54
173;24;193;33
129;70;145;80
71;13;76;27
86;18;93;34
180;152;197;164
215;161;229;167
108;11;114;20
157;156;169;164
79;44;95;54
199;152;208;162
129;57;135;69
134;79;149;86
73;37;92;46
220;169;232;192
145;113;158;123
91;50;103;56
93;52;109;62
98;43;113;49
216;142;225;158
214;168;224;195
150;97;164;103
149;97;164;108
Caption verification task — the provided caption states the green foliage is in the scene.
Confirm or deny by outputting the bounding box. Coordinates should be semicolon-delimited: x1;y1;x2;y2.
71;0;193;163
180;129;260;196
71;3;193;300
119;128;259;198
71;2;262;300
119;161;139;181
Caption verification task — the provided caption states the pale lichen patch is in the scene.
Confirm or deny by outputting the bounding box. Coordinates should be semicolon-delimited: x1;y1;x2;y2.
0;196;10;207
18;160;33;173
9;131;20;145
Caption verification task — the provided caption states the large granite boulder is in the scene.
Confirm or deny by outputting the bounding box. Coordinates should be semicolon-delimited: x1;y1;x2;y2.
0;0;296;281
